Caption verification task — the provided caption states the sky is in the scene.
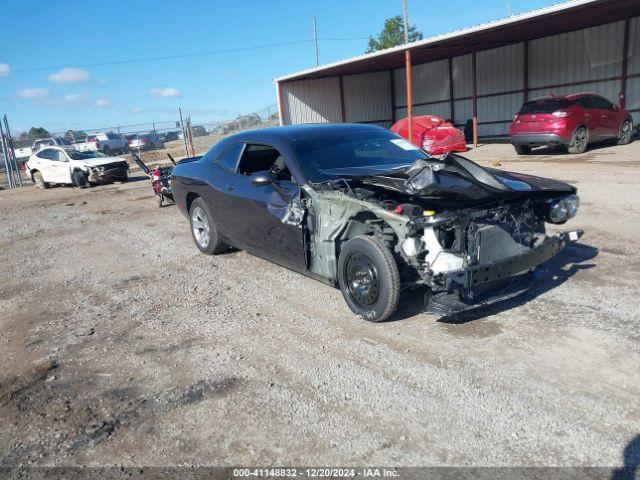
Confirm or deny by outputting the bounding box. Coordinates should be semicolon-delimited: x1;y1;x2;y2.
0;0;558;134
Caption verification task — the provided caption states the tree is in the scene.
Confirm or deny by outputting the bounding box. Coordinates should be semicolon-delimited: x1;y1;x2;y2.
28;127;50;141
366;15;423;53
64;130;87;142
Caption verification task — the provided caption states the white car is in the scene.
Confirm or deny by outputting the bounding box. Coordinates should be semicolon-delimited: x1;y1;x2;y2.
127;133;165;151
75;132;128;155
26;147;129;189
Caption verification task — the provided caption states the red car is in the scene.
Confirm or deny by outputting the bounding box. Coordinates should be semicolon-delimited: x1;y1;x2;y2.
510;93;634;154
390;115;467;155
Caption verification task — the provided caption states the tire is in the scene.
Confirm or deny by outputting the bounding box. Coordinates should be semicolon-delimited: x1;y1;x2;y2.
567;126;588;154
337;235;400;322
103;147;111;156
514;144;531;155
115;172;128;184
617;120;633;145
189;197;227;255
157;195;164;207
72;169;89;188
33;171;48;189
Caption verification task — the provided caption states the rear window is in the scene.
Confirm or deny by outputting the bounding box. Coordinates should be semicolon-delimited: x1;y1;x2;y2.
518;99;569;115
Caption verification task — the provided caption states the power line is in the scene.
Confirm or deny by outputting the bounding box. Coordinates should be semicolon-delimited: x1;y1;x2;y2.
10;37;369;74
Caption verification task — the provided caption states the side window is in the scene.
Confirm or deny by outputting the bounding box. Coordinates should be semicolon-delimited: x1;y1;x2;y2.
54;150;68;162
217;143;244;172
237;144;291;181
36;149;54;160
592;96;613;110
574;97;595;109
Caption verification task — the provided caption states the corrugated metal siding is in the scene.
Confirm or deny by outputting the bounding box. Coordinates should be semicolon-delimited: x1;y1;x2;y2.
452;54;472;98
343;71;392;123
281;77;342;124
453;99;473;126
530;79;621;102
393;59;449;106
395;101;451;121
529;21;625;88
626;77;640;123
477;43;524;95
477;92;523;136
629;16;640;75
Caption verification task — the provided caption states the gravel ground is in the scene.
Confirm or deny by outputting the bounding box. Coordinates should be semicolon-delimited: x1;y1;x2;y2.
0;139;639;468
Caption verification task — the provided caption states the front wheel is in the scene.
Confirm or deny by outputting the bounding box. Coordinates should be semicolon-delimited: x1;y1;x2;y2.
102;147;111;156
189;197;227;254
567;126;588;154
338;235;400;322
618;120;633;145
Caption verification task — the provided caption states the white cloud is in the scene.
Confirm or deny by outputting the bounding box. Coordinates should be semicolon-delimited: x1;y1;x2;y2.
64;93;90;105
150;87;182;98
95;98;112;108
18;88;50;100
49;67;91;84
131;107;144;113
0;63;10;77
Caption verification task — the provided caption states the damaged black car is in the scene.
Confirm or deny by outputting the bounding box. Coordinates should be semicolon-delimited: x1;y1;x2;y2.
171;124;582;322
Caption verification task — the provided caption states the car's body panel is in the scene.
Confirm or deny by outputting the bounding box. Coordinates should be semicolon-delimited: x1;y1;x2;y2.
172;124;581;316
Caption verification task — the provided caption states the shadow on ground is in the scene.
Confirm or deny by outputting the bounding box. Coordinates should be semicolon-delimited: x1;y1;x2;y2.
612;434;640;480
389;241;598;323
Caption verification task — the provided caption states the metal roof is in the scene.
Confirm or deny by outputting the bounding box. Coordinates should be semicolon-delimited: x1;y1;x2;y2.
275;0;640;83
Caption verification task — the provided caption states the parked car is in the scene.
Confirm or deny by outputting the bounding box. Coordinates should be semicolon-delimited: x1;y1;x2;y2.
128;133;165;151
191;125;208;137
510;93;634;154
32;137;71;152
391;115;467;155
26;147;129;188
75;132;128;155
160;131;180;142
171;124;582;322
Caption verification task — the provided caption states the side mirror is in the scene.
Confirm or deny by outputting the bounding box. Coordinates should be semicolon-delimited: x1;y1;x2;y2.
613;104;620;111
250;171;272;187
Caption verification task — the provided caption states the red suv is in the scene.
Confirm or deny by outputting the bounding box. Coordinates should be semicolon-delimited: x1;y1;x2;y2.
510;93;634;154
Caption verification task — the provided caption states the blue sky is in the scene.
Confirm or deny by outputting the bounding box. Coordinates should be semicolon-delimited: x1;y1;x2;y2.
0;0;556;134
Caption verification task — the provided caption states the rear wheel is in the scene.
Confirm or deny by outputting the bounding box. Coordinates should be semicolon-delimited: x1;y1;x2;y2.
338;235;400;322
103;146;111;156
33;171;48;189
618;120;633;145
189;197;227;254
514;144;531;155
567;126;588;154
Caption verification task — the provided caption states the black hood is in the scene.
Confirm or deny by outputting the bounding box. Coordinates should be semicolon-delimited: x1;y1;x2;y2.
360;154;575;202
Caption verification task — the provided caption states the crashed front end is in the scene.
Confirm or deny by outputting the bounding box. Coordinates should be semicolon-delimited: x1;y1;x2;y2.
85;161;129;183
304;155;583;316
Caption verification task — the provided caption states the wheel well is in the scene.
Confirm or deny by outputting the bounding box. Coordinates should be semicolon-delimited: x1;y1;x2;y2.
185;192;199;212
336;212;396;257
30;169;39;180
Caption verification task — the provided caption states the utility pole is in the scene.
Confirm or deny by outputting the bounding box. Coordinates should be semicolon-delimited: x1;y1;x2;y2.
179;108;188;157
312;16;319;66
402;0;409;44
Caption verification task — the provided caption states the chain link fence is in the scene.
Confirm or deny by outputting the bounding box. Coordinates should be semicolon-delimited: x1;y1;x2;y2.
1;104;279;189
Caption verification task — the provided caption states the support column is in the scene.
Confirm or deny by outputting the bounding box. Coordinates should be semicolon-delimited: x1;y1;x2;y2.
275;82;285;126
390;70;396;122
621;17;630;108
448;57;455;123
471;49;478;148
523;41;529;102
339;75;346;123
405;49;413;142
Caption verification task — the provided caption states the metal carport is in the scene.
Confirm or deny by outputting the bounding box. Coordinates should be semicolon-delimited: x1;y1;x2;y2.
274;0;640;146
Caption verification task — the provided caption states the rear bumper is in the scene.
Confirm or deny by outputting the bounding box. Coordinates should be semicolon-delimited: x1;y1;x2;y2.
425;230;583;316
511;133;569;146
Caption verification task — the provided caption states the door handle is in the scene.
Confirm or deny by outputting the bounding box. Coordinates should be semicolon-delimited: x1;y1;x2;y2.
225;184;236;191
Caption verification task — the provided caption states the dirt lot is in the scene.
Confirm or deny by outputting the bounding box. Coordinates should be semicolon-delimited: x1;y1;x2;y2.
1;139;639;468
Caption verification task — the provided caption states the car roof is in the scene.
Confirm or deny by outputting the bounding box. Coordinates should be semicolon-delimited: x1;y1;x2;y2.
226;123;386;143
529;92;602;102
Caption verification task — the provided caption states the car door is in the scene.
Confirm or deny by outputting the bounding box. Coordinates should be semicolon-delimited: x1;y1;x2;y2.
574;96;597;138
51;149;72;183
34;149;58;182
217;143;306;269
592;96;618;138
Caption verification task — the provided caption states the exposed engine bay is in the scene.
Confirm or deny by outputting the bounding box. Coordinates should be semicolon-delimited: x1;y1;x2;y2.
296;154;582;315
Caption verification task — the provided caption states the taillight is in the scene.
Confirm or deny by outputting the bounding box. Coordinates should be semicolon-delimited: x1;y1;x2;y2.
552;111;572;118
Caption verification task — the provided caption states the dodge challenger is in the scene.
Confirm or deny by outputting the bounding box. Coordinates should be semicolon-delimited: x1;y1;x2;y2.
171;124;582;322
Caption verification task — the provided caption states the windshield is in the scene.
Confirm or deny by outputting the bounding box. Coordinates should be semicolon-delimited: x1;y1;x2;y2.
518;99;569;115
66;150;107;160
292;130;427;183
